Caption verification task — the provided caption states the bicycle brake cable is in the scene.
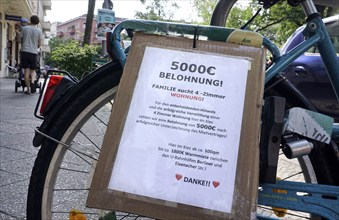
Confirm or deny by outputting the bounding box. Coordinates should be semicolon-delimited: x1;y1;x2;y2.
240;7;262;30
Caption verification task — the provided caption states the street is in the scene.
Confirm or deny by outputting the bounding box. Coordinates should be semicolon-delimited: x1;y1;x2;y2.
0;77;41;219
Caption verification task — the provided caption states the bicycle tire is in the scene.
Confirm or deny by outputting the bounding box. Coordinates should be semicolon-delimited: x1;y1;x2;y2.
27;61;130;220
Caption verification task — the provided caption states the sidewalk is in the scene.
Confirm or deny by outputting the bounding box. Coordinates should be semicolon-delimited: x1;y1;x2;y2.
0;77;41;220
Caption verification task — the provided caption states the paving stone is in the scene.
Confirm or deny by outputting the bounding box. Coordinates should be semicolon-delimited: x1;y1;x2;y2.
0;78;39;220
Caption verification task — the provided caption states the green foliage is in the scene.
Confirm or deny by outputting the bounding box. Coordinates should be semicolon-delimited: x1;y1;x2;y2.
192;0;217;25
48;37;69;51
249;1;305;46
317;5;339;17
44;37;70;68
50;40;99;78
192;0;306;46
227;5;255;28
135;0;179;21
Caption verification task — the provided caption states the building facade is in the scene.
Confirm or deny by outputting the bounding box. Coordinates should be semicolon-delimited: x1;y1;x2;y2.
56;15;97;44
0;0;51;77
55;15;125;45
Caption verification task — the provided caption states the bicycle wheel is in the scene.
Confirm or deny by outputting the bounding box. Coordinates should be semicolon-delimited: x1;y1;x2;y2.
27;61;150;220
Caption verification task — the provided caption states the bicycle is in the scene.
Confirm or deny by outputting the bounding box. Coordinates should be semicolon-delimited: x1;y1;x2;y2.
27;0;339;219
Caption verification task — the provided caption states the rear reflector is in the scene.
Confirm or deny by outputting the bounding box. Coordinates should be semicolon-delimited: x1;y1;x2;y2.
40;75;63;115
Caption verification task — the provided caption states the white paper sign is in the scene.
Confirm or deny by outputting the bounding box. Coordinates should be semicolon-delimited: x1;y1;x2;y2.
109;47;250;213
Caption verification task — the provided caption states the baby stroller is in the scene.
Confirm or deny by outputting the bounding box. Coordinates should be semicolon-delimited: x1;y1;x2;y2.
15;63;42;93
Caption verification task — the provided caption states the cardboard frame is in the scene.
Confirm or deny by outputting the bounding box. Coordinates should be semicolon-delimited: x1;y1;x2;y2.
87;32;266;219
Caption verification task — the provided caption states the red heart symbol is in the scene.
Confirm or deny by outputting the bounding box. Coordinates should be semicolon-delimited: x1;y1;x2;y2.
175;174;183;181
213;181;220;188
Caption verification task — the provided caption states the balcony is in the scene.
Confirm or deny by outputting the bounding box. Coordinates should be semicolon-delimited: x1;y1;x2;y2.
68;29;76;35
42;21;51;32
2;0;34;19
43;0;52;10
68;25;76;35
57;31;64;37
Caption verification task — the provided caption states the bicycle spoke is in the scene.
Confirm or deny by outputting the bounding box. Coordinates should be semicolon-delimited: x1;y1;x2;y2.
66;147;95;165
54;188;89;191
93;113;109;127
282;171;303;180
59;167;90;174
79;130;102;152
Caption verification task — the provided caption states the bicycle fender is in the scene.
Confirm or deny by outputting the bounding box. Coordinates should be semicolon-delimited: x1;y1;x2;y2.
33;61;120;147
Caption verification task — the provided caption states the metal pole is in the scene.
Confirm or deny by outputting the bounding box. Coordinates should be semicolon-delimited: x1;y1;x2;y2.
101;0;111;56
301;0;318;16
103;0;109;9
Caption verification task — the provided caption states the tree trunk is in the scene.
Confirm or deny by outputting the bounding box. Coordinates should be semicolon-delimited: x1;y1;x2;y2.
83;0;96;46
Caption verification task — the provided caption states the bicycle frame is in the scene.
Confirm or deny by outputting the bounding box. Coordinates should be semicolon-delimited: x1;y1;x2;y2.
105;1;339;219
111;2;339;97
266;16;339;97
109;21;338;138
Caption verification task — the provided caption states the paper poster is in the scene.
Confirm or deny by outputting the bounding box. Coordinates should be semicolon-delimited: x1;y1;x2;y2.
97;9;115;39
108;47;250;213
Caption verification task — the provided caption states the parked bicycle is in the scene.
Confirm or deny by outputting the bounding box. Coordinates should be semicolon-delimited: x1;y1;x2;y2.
27;0;338;219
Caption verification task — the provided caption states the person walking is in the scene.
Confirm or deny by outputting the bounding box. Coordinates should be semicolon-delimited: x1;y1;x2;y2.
19;15;42;94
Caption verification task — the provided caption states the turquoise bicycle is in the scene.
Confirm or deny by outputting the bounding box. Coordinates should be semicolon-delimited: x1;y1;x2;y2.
28;0;338;219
